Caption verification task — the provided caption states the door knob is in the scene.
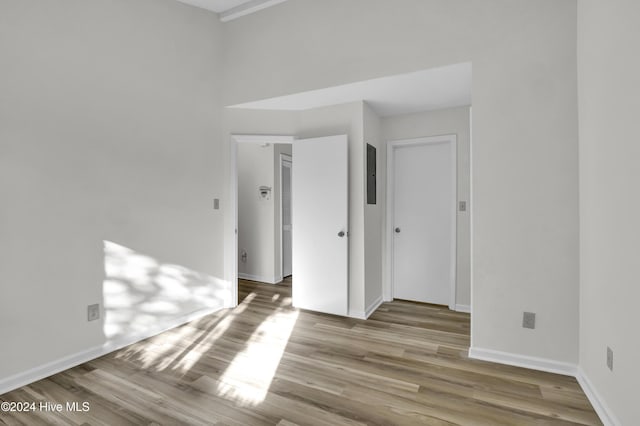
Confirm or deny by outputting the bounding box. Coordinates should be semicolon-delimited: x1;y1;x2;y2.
338;231;345;237
395;227;401;233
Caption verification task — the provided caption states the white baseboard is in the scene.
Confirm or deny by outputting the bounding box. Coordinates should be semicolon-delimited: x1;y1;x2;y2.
0;345;104;397
349;296;384;320
455;304;471;313
576;367;621;426
453;347;618;426
468;347;577;376
0;306;224;396
348;309;366;320
238;273;281;284
365;296;384;318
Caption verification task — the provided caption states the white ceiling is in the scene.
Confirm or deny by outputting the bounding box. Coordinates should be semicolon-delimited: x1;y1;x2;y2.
227;63;472;117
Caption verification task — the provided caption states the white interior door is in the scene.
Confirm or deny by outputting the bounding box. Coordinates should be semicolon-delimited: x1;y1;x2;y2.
281;157;292;278
292;135;348;316
392;137;456;306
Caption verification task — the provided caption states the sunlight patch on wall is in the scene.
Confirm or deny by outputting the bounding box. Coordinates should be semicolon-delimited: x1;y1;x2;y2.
103;241;229;341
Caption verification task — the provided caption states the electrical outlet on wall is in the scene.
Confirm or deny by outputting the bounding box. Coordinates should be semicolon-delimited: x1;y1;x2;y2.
606;346;613;371
522;312;536;329
88;304;100;322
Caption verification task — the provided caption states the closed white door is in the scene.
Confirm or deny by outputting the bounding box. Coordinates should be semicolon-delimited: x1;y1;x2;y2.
392;136;456;306
292;135;348;316
281;157;293;278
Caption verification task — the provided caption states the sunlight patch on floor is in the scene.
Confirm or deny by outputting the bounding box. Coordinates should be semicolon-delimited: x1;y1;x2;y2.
114;293;257;374
217;307;299;406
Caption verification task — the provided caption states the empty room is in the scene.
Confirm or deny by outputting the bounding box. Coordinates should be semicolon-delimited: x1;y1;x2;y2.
0;0;637;425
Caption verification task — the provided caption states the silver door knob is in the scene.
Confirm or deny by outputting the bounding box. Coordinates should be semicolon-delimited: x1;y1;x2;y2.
338;231;345;237
395;227;401;233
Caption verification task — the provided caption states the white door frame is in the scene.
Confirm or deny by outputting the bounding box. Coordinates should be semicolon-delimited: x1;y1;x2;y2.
279;153;293;279
229;134;295;307
385;134;457;310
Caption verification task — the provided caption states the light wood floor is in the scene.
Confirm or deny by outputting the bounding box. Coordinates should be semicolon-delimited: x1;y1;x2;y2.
1;278;600;425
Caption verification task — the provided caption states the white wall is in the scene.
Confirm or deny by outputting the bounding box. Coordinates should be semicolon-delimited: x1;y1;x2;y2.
577;0;640;424
0;0;225;384
237;143;276;282
382;106;471;308
0;0;585;393
363;103;384;312
222;0;580;363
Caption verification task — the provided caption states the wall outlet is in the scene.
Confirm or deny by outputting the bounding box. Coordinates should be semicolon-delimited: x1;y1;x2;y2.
522;312;536;329
606;346;613;371
459;201;467;212
213;198;220;210
240;250;247;263
88;304;100;322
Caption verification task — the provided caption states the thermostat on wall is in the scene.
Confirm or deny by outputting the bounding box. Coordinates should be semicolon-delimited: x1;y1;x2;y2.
259;186;272;200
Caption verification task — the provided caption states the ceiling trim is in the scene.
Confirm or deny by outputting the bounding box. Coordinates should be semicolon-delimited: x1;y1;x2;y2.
220;0;288;22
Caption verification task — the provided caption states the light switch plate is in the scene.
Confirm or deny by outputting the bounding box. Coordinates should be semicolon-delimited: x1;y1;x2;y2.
459;201;467;212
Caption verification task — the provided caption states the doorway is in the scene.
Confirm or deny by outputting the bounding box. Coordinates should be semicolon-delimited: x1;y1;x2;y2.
386;135;457;309
230;135;294;306
230;134;349;317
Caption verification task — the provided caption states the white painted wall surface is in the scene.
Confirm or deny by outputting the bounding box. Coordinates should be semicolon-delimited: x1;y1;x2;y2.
237;143;276;282
382;106;471;307
363;103;384;312
0;0;225;383
222;0;580;364
578;0;640;424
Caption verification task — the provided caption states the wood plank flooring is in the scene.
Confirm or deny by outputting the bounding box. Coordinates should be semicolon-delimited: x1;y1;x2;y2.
1;278;601;425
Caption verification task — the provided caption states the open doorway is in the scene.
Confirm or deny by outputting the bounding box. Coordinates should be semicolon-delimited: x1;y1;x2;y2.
230;133;350;314
232;135;294;304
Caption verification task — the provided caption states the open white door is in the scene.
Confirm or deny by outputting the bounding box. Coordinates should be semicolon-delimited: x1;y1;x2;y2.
292;135;348;316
